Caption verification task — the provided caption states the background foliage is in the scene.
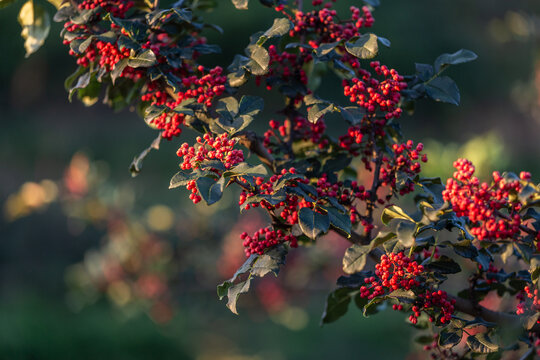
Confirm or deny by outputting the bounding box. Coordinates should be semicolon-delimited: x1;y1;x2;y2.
1;0;540;359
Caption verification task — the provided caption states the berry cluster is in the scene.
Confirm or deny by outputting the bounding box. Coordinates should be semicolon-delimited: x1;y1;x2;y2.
359;252;454;324
78;0;133;17
342;61;407;120
289;4;374;44
144;66;227;139
516;286;540;319
263;116;327;154
255;44;309;105
379;140;427;196
240;227;298;256
177;133;244;204
360;252;423;300
239;169;370;229
61;0;229;139
443;159;536;241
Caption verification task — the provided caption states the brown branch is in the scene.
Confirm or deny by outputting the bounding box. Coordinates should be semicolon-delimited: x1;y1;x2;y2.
236;130;275;170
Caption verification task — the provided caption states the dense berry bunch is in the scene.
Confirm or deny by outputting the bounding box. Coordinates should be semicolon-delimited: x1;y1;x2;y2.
516;286;540;318
360;252;454;324
240;227;298;256
239;169;371;230
61;0;230;140
177;133;244;204
177;133;244;171
443;159;536;241
263;116;327;153
145;66;227;139
78;0;133;17
342;61;407;120
288;3;374;44
380;140;427;196
363;252;424;298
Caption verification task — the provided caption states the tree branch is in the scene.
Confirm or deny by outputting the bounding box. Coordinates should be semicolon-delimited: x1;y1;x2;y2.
236;130;275;170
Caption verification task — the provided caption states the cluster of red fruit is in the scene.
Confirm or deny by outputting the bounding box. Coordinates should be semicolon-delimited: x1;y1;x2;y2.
63;0;133;68
263;116;327;153
443;159;536;241
360;252;454;324
516;286;540;319
240;227;298;256
78;0;133;17
146;66;227;139
380;140;427;196
176;133;244;204
62;0;229;139
288;2;374;44
343;62;407;120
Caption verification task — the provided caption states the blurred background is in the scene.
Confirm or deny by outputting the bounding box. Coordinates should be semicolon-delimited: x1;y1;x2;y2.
1;1;540;359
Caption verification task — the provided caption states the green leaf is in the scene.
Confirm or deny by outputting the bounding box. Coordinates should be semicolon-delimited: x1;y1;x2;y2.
18;0;51;57
68;71;91;101
452;239;479;259
525;313;540;330
240;190;287;211
257;18;292;45
231;0;248;9
196;177;225;205
342;244;370;274
425;76;460;106
111;58;128;84
247;45;269;75
314;41;340;57
217;245;288;314
169;169;199;188
381;205;415;226
127;49;157;68
146;8;192;26
225;279;251;314
307;103;335;123
370;231;396;250
0;0;17;9
390;219;416;247
130;134;161;177
415;63;434;82
238;95;264;117
325;206;352;237
298;207;330;239
425;256;461;274
514;242;533;263
216;96;263;134
434;49;478;72
144;105;166;123
250;245;288;277
439;328;463;349
64;66;86;92
466;333;499;353
387;289;415;303
345;33;379;59
321;288;354;324
338;106;366;125
363;297;382;317
224;163;268;177
530;257;540;284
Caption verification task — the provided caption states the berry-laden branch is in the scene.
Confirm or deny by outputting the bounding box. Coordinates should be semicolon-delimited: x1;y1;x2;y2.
5;0;540;358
